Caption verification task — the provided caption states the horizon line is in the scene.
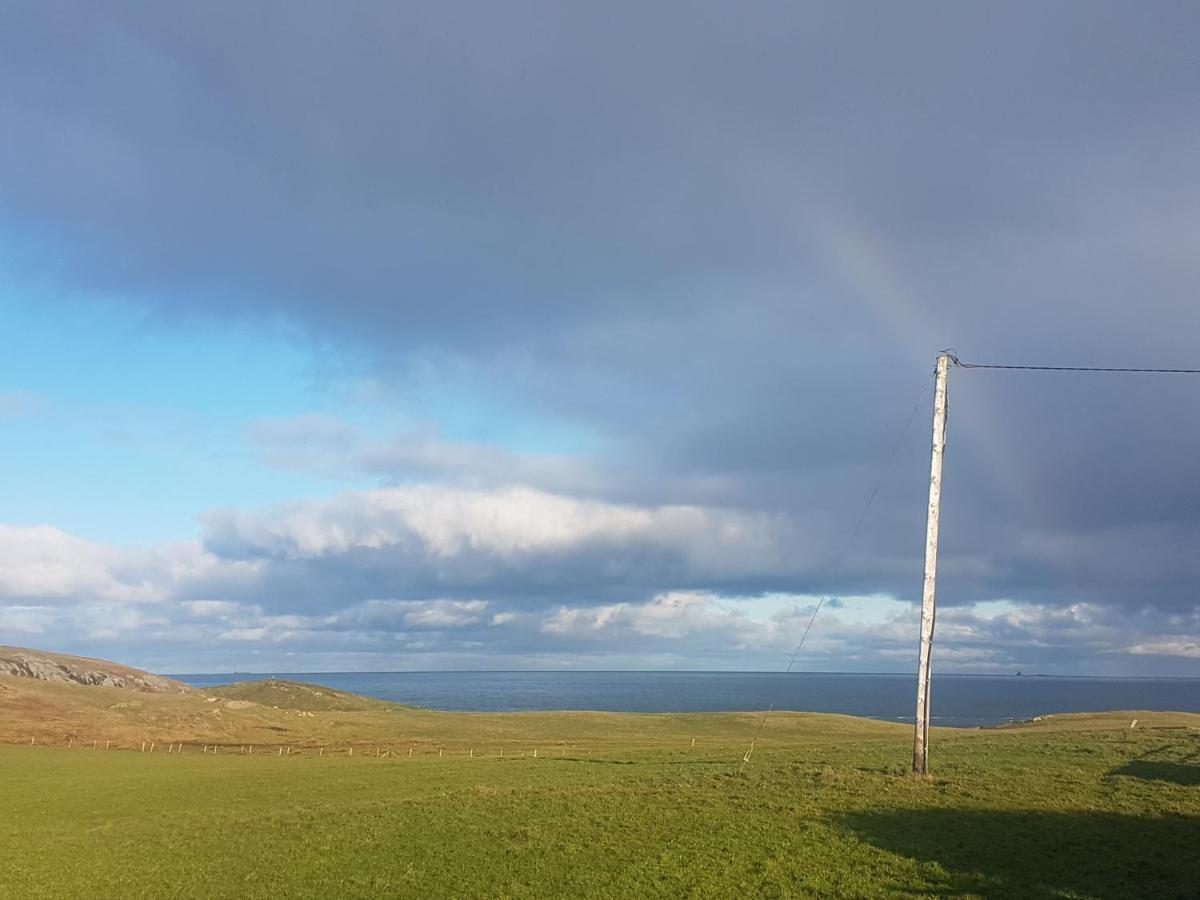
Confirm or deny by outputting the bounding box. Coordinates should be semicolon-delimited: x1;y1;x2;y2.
166;668;1200;681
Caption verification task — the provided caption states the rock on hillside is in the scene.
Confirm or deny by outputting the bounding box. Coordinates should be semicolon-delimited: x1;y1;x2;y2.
0;646;193;694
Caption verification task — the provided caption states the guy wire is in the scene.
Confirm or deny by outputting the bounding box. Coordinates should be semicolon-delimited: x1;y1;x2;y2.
740;372;933;770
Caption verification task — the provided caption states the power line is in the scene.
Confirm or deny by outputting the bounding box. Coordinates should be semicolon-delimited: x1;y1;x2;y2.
948;355;1200;375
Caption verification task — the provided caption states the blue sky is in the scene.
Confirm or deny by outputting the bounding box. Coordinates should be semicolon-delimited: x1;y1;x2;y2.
1;1;1198;675
1;289;603;543
0;292;354;541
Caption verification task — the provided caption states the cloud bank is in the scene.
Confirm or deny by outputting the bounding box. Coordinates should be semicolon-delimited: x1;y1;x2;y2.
0;2;1197;672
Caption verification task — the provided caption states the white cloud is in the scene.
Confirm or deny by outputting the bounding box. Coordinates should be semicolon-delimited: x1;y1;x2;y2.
201;484;796;581
1128;641;1200;659
345;598;491;630
401;599;489;628
0;604;52;634
0;512;1196;677
220;627;267;642
541;591;754;640
184;600;239;617
250;414;604;494
0;525;235;603
0;525;132;600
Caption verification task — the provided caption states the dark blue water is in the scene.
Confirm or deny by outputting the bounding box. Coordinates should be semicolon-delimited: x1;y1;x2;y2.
175;671;1200;728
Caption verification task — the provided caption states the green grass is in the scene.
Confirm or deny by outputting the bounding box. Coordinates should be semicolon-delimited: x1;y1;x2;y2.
2;717;1199;898
208;679;405;712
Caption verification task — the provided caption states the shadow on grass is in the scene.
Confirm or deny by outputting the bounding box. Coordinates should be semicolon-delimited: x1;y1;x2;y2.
841;808;1200;899
1109;759;1200;786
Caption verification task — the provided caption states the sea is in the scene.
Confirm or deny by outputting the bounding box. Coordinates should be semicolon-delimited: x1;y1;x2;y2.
174;671;1200;728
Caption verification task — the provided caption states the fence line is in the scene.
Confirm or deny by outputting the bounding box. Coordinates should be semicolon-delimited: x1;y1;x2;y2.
5;734;740;760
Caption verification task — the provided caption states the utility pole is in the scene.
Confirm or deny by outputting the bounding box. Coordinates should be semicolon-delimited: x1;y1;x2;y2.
913;353;951;775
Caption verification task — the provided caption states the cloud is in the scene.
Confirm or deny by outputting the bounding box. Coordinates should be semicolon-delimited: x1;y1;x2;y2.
1;516;1197;676
248;414;607;494
1;3;1198;671
219;628;267;642
0;524;244;604
198;485;804;608
0;604;52;635
540;591;742;641
1129;641;1200;659
345;599;490;630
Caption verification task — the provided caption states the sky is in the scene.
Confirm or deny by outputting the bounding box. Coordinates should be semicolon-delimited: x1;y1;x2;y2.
1;1;1198;675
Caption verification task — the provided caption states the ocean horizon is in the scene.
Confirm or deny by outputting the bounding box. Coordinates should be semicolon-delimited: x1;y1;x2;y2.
174;670;1200;728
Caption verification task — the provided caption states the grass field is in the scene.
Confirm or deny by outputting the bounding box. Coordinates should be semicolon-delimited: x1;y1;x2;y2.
2;702;1198;898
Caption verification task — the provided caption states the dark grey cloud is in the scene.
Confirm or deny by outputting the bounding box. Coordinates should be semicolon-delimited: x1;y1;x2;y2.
2;0;1199;652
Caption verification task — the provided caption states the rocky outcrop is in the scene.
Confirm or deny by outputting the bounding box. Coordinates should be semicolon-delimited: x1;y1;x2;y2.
0;646;193;694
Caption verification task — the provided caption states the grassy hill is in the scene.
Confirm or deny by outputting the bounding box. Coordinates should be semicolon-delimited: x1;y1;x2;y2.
208;677;401;712
2;653;1198;897
0;670;914;753
1;709;1198;898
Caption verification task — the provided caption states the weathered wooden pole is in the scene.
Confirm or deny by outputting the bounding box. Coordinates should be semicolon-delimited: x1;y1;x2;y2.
913;353;951;775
